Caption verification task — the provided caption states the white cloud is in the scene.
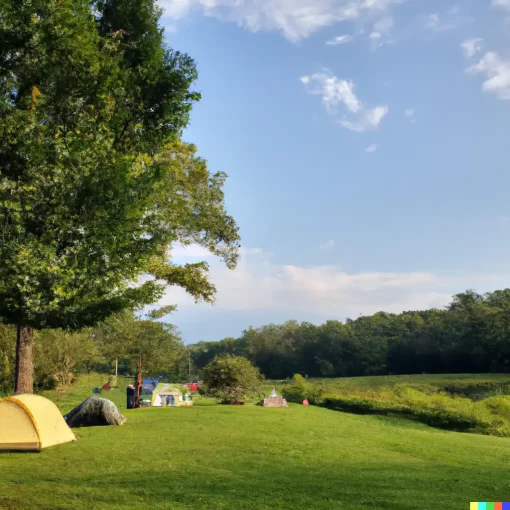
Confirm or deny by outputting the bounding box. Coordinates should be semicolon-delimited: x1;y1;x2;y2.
461;38;483;58
158;247;510;319
159;0;193;18
157;0;407;42
425;13;440;29
404;108;416;123
492;0;510;11
339;106;389;132
365;144;378;153
467;51;510;100
301;69;389;132
326;34;352;45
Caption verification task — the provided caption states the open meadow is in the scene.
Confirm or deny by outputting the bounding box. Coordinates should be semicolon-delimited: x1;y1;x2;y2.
1;374;510;509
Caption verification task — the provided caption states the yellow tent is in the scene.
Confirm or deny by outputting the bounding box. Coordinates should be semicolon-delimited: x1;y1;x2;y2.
0;394;76;451
151;383;182;406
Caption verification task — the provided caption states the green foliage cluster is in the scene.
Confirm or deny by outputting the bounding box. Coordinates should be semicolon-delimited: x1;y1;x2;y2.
284;375;510;437
0;0;239;392
320;389;510;437
191;289;510;379
0;0;239;330
202;354;262;404
0;311;187;392
34;329;100;389
92;311;186;376
282;374;324;404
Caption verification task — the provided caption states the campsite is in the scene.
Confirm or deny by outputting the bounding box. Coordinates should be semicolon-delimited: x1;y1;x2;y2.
2;374;510;510
1;0;510;509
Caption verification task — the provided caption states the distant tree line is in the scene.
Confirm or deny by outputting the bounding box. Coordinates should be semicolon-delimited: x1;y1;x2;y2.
3;288;510;395
189;290;510;379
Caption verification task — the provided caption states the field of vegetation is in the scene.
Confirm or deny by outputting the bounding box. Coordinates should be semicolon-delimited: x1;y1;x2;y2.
276;373;510;437
2;374;510;510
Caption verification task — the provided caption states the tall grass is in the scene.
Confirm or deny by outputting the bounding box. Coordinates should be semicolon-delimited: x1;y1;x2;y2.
280;374;510;437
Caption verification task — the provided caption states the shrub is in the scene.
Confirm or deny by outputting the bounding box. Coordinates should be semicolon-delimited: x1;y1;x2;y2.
203;355;262;404
320;386;510;436
282;374;325;404
282;374;308;402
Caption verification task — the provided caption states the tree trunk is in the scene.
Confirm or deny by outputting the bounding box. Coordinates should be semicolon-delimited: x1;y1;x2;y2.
115;358;118;378
14;325;34;394
135;355;142;408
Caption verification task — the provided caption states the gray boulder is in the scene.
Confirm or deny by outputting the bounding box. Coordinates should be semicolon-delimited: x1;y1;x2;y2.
64;396;127;428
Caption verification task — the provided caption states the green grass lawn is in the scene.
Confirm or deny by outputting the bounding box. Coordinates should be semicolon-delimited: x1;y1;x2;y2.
2;374;510;509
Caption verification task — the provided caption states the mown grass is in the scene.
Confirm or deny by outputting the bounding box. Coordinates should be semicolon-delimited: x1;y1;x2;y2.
2;374;510;509
39;374;217;413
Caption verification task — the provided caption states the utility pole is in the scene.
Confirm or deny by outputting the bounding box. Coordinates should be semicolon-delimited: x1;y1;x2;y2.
188;349;191;383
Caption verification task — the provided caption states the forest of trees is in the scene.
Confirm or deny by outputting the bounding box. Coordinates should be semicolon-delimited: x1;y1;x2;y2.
189;289;510;380
3;288;510;395
0;312;189;394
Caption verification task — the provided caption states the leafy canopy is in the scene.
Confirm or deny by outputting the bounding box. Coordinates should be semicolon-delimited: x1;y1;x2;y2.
93;312;185;376
0;0;240;330
203;354;262;404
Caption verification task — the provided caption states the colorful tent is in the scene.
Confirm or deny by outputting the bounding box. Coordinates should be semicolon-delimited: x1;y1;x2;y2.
151;383;193;407
0;394;76;451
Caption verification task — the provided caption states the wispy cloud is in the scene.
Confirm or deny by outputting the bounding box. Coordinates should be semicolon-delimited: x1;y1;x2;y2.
365;144;378;153
404;108;416;123
301;69;389;132
320;240;336;250
159;246;510;321
369;16;394;48
461;38;484;58
157;0;407;43
467;52;510;100
424;5;467;32
326;34;352;45
171;243;213;260
492;0;510;11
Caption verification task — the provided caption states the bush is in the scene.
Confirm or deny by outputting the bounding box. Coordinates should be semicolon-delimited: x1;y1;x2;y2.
320;386;510;436
203;355;262;404
282;374;324;404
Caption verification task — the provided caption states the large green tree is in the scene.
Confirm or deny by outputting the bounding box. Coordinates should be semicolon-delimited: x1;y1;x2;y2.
0;0;240;393
93;311;185;377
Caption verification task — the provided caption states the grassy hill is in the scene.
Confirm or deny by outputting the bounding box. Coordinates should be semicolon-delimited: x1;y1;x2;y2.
1;374;510;509
272;373;510;437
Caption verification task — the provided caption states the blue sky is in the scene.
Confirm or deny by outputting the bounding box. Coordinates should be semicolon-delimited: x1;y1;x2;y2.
153;0;510;344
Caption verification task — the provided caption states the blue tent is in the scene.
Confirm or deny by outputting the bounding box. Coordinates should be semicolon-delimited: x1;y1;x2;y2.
141;376;164;395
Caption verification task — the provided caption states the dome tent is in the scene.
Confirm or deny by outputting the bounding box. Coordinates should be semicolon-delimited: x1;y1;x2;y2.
0;394;75;451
